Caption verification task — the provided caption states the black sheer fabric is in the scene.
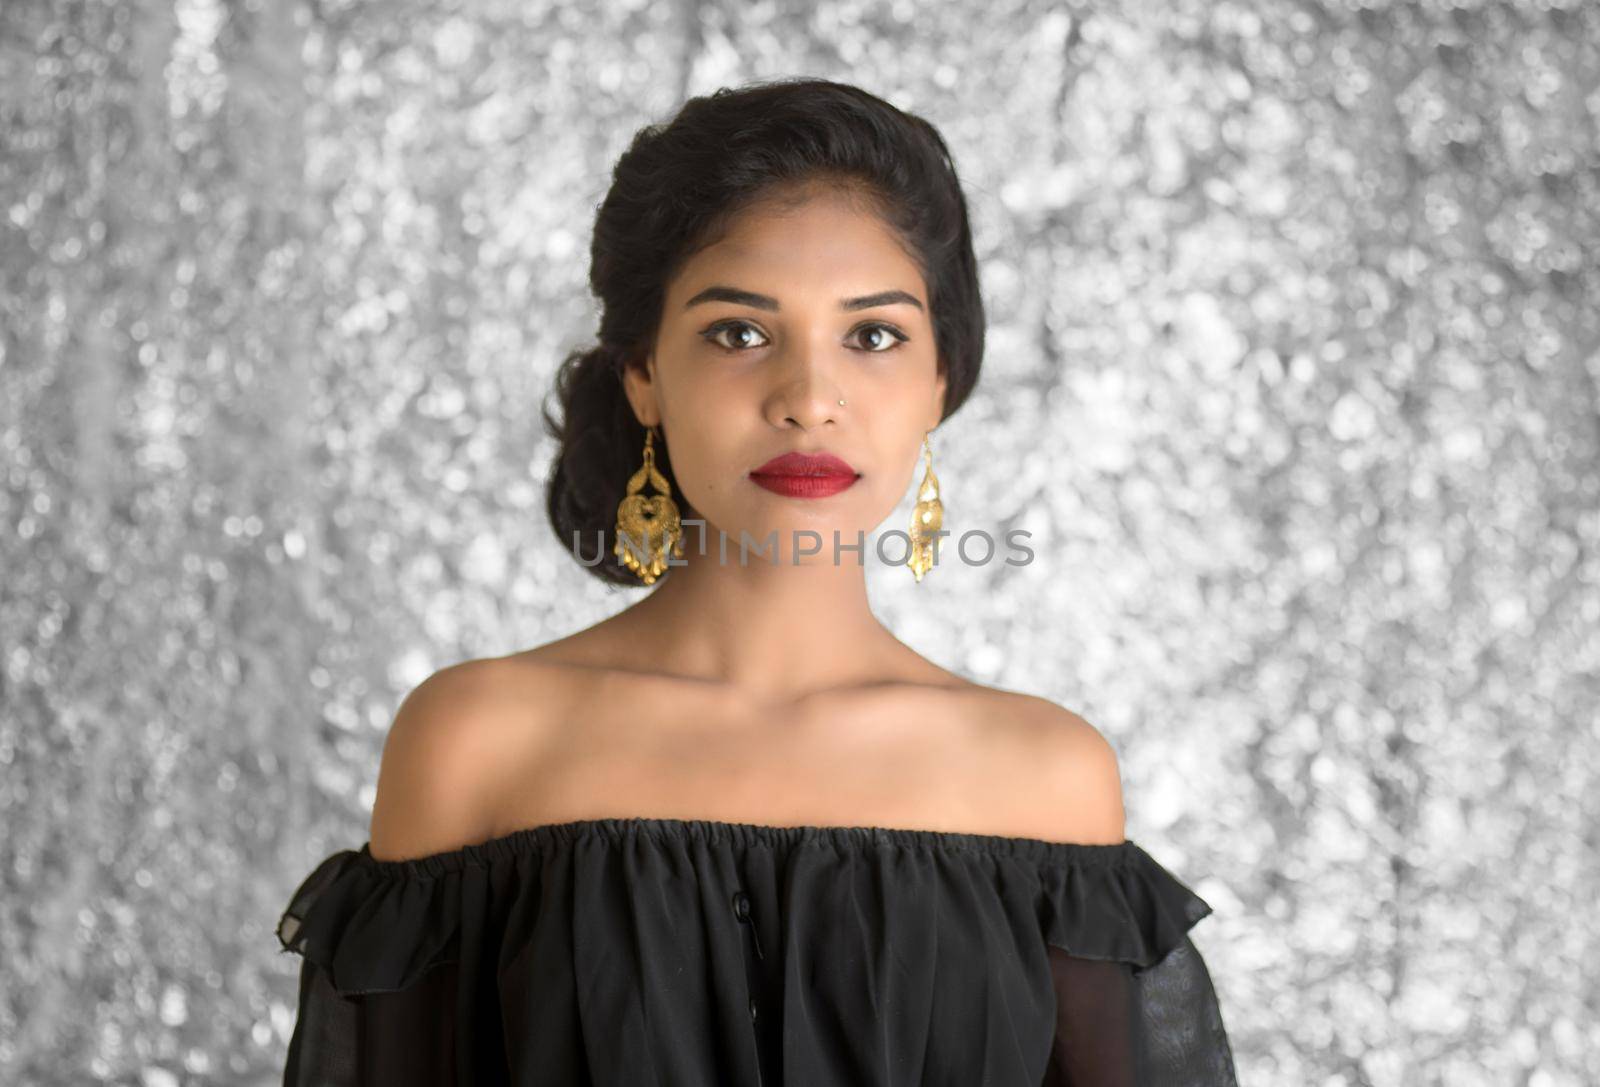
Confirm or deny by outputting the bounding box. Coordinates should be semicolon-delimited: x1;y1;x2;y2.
275;817;1237;1086
1042;939;1237;1086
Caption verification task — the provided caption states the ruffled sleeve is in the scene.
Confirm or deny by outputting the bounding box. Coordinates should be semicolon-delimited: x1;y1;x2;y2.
1037;842;1239;1087
273;845;511;1086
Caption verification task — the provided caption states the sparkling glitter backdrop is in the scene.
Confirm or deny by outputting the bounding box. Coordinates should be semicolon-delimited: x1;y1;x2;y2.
3;1;1597;1083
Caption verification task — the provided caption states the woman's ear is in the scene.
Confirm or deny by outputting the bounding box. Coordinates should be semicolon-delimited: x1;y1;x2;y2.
619;352;660;428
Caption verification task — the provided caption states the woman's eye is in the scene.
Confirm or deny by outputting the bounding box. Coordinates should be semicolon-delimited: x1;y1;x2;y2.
702;321;770;352
850;322;908;353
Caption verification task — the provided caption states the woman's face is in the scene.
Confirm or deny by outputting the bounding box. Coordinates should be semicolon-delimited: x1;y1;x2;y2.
623;187;948;566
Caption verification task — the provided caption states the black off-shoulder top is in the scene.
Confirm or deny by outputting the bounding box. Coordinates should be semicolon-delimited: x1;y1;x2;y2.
275;816;1238;1086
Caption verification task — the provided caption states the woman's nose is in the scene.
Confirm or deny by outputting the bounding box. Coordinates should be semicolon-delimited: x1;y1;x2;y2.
769;367;845;429
762;331;851;428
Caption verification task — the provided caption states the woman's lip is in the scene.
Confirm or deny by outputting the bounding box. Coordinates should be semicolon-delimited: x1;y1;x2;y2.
749;472;858;498
750;451;858;476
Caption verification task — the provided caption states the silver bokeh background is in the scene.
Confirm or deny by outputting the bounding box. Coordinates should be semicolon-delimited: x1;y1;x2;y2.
3;1;1597;1084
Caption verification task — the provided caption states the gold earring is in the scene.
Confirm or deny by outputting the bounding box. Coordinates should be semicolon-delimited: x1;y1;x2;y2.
908;431;944;582
614;426;684;586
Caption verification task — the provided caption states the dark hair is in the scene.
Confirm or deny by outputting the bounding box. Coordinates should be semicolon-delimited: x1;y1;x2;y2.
542;77;986;586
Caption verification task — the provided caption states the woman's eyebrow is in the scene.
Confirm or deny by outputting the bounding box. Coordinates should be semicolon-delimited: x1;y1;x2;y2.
683;285;924;312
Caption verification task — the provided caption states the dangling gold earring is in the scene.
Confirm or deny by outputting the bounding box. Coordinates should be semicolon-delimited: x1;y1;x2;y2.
614;426;683;586
908;431;944;582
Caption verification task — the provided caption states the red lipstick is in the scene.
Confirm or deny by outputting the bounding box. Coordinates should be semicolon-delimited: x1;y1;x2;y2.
749;450;860;498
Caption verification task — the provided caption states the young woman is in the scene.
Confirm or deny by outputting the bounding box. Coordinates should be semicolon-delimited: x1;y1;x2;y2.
276;77;1238;1086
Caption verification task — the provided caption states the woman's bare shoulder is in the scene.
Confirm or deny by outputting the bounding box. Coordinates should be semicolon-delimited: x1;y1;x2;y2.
963;686;1128;846
365;652;584;862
